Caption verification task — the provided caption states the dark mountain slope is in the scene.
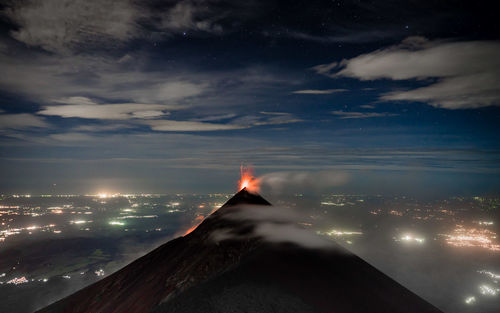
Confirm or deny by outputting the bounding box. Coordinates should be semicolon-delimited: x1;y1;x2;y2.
37;188;442;313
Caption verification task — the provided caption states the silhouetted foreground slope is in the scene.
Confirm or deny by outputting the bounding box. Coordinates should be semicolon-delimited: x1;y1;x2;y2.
37;188;442;313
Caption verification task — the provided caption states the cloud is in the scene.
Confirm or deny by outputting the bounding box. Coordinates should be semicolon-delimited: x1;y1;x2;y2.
144;120;248;132
259;170;349;194
3;0;141;54
211;205;335;250
292;89;347;94
277;29;401;44
230;112;302;127
38;97;173;120
72;124;136;132
142;111;302;132
359;104;376;109
157;0;224;34
313;37;500;109
331;111;397;119
0;113;48;130
49;132;95;142
192;113;238;122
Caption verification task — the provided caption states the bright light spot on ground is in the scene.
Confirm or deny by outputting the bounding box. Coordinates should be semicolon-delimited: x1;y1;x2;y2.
465;296;476;304
6;277;28;285
318;229;363;238
70;220;87;225
398;234;425;244
478;270;500;280
479;284;499;296
95;269;105;276
109;221;125;226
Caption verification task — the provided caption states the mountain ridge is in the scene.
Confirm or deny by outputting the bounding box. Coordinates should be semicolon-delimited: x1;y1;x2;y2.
37;188;443;313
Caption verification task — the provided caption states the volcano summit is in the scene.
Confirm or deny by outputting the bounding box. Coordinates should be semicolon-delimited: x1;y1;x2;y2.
37;188;442;313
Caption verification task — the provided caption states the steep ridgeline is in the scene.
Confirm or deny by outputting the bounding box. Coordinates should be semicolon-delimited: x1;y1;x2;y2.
37;188;442;313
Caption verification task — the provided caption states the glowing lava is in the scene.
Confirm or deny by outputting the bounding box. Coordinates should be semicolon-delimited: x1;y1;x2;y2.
239;164;259;192
182;215;205;236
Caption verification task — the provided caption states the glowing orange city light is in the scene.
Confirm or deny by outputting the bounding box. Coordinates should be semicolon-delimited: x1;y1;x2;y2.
239;164;259;192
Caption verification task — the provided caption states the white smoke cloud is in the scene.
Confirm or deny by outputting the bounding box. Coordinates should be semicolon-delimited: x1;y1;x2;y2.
258;170;349;194
211;205;337;250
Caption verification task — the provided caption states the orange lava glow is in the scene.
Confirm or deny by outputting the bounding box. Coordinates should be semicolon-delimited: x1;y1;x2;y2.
182;215;205;236
239;164;260;192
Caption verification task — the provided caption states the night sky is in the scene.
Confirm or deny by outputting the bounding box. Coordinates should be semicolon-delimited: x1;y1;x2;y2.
0;0;499;195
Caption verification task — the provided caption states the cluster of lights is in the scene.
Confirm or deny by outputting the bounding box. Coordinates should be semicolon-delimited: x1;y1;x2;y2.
95;269;105;276
6;276;29;285
0;224;56;242
70;220;90;225
320;202;345;206
109;221;124;226
319;229;363;237
479;284;499;296
398;234;425;244
478;221;494;226
389;210;404;216
441;225;500;251
464;296;476;304
115;215;157;220
478;270;500;280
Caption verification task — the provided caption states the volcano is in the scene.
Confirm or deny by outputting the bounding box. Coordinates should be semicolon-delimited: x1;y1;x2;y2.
37;188;442;313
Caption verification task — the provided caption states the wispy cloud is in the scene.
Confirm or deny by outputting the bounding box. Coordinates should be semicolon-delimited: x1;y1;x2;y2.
331;111;397;119
292;89;347;94
144;120;248;132
3;0;141;54
157;0;225;34
359;104;376;109
282;29;401;44
211;205;336;250
314;37;500;109
259;170;349;194
0;113;48;130
144;111;302;132
38;97;174;120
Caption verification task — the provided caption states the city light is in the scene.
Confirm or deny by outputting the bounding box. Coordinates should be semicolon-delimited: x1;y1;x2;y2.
95;269;105;276
318;229;363;237
6;277;29;285
465;296;476;304
398;234;425;244
440;225;500;251
70;220;87;225
478;270;500;280
479;284;499;296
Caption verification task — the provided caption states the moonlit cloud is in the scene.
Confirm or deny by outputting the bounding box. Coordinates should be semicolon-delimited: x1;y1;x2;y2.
158;0;224;34
144;120;249;132
3;0;141;54
292;89;347;94
331;111;397;119
359;104;376;109
0;113;48;130
38;97;172;120
314;37;500;109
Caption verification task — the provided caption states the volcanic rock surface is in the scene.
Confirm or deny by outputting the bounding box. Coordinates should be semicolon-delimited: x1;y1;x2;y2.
37;188;443;313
